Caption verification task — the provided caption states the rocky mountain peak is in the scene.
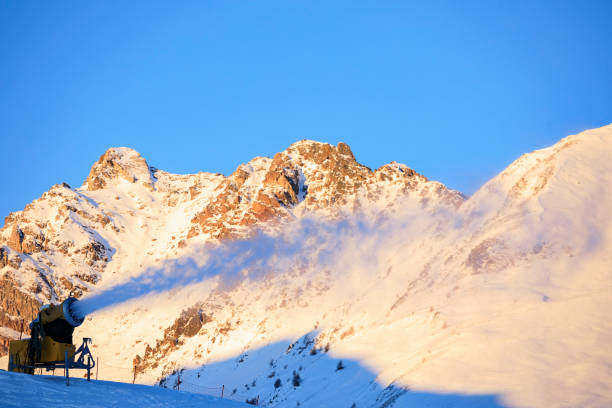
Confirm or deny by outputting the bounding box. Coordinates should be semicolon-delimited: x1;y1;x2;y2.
375;161;419;180
284;140;358;168
84;147;155;191
185;140;466;240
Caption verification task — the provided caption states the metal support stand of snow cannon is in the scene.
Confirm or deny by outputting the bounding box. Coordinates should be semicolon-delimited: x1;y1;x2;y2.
8;337;96;385
71;337;95;381
7;297;96;386
53;337;96;386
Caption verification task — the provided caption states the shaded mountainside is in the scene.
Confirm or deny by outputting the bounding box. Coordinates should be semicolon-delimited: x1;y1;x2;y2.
0;140;462;357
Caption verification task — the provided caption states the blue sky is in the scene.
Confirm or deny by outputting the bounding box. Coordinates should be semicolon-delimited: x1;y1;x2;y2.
1;1;611;223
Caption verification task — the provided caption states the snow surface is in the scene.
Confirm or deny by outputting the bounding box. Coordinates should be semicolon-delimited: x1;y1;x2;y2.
0;369;246;408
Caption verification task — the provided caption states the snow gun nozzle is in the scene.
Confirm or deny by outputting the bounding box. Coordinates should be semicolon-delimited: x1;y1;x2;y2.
62;297;86;327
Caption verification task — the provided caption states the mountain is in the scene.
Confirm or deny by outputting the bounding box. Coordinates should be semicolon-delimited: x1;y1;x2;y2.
1;125;611;408
0;140;462;356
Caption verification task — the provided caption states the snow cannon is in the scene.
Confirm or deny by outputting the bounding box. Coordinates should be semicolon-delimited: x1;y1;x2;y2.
43;296;86;328
8;296;95;382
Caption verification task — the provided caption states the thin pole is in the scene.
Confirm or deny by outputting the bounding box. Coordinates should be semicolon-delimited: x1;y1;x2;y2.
87;355;91;381
96;357;99;380
65;350;70;386
221;384;224;398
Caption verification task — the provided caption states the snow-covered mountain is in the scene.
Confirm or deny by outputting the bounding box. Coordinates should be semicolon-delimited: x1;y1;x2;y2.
1;125;611;407
0;141;460;361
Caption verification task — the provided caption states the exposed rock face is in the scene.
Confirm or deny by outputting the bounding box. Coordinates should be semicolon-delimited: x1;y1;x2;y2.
0;247;7;268
188;141;465;240
85;147;155;191
279;140;370;208
134;303;213;377
188;155;304;239
0;275;41;355
5;223;49;255
7;225;24;253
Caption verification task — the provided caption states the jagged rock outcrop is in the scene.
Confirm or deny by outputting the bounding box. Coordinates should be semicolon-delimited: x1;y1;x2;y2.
0;247;7;269
133;303;213;377
85;147;155;191
0;275;41;355
7;225;24;253
188;141;465;240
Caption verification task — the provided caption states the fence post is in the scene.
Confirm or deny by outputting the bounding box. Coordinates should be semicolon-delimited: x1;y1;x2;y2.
221;384;224;398
65;350;70;386
132;364;136;384
96;357;99;380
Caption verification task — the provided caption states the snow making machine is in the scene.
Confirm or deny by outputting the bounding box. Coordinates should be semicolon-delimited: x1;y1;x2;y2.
7;296;95;383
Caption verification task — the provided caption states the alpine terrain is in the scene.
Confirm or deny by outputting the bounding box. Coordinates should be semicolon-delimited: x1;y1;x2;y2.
1;124;611;407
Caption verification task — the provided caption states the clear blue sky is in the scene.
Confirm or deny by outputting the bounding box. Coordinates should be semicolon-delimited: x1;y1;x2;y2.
1;1;611;223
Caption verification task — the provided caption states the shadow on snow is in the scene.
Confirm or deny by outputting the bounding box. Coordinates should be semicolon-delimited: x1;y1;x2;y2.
159;334;507;408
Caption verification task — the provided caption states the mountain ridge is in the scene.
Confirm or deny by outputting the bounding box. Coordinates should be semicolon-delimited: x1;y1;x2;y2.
0;139;462;355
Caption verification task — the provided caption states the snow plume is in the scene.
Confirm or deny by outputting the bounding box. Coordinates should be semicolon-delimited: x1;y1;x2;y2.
75;200;448;317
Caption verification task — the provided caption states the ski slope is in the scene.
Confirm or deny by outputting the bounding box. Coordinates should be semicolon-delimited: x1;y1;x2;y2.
0;369;246;408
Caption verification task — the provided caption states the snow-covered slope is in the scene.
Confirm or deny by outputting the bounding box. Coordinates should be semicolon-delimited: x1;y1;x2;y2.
0;369;246;408
2;126;612;408
0;140;461;355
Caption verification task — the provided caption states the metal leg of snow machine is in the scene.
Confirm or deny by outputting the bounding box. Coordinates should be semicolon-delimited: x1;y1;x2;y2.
61;337;96;385
8;337;95;385
65;350;69;386
72;337;95;381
